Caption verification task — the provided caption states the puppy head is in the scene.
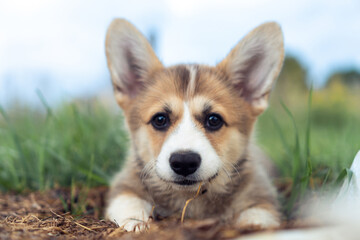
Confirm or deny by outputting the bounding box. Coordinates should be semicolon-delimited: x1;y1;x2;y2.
106;19;284;190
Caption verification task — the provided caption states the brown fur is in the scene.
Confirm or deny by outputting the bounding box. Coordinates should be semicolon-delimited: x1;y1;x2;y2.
107;65;278;221
105;19;284;230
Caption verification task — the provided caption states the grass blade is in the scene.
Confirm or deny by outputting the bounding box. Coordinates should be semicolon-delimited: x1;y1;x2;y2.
36;89;55;120
305;85;313;180
280;101;301;180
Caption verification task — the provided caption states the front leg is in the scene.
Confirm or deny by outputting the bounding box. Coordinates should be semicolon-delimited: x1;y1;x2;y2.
236;205;280;230
106;193;152;232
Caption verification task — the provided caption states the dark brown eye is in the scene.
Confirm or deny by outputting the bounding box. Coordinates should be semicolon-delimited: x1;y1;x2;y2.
151;113;169;130
205;114;223;131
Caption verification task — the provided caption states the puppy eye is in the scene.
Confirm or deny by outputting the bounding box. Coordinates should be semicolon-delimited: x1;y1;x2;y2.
205;114;224;131
151;113;170;130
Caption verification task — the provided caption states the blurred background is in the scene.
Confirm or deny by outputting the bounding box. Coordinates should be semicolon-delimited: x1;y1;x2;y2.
0;0;359;212
1;0;360;106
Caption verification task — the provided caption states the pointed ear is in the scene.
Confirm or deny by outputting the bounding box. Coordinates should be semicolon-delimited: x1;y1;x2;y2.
105;19;163;107
217;22;284;115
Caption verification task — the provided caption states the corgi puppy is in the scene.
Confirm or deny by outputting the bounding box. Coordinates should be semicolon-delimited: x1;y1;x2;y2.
105;19;284;232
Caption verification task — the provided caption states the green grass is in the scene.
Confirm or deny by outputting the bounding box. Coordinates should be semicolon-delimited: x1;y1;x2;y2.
258;104;360;180
0;100;128;192
257;92;360;215
1;91;360;217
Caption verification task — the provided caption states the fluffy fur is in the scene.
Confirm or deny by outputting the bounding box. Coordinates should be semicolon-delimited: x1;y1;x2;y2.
105;19;284;232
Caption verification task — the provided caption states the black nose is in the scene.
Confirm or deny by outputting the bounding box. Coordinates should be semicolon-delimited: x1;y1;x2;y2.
169;151;201;177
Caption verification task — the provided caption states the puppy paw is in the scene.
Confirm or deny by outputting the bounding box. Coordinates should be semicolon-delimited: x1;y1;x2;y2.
106;194;152;232
119;218;150;232
236;207;280;230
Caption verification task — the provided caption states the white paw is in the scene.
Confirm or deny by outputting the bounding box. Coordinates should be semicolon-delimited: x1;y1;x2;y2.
119;218;150;232
236;207;280;229
106;194;152;232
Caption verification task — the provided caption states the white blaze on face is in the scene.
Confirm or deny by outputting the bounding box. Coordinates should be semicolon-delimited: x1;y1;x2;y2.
186;65;197;97
156;103;221;181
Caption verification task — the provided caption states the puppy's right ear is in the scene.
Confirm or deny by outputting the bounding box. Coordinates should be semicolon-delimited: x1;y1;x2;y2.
105;19;163;107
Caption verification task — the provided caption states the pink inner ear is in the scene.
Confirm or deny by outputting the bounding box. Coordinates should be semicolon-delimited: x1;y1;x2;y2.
232;51;269;102
219;23;284;106
106;19;163;100
120;45;145;98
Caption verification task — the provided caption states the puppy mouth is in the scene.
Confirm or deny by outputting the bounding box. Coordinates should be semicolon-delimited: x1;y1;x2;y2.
165;173;219;186
172;179;199;186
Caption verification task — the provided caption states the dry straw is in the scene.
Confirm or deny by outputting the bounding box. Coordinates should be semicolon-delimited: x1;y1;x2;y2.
181;182;203;223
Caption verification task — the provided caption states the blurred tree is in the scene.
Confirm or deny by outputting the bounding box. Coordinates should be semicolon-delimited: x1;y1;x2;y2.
271;56;308;107
275;56;308;92
326;69;360;88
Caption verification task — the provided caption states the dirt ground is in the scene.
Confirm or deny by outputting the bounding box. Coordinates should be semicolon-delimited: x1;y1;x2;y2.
0;186;303;240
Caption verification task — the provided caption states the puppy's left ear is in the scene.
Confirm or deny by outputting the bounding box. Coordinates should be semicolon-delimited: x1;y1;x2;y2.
217;22;284;116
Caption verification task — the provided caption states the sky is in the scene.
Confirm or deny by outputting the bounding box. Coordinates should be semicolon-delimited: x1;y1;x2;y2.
0;0;359;106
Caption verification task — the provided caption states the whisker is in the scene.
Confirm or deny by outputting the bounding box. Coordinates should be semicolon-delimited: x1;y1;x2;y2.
140;161;155;180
